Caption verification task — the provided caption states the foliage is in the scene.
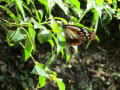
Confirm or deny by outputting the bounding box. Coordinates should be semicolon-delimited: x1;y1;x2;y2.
0;0;119;89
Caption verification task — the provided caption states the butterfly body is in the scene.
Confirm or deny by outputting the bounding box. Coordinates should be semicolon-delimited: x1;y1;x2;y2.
63;25;96;46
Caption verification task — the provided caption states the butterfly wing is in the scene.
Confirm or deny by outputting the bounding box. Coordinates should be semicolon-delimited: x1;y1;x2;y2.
64;25;85;46
64;25;96;46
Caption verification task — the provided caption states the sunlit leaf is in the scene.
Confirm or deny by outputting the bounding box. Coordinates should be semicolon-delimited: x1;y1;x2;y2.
7;28;27;45
15;0;25;19
38;10;44;21
57;32;66;48
91;9;99;27
45;68;57;77
113;0;117;9
54;17;68;24
26;0;30;5
106;0;112;5
31;18;46;29
48;0;55;13
57;32;66;56
87;0;102;17
117;10;120;19
28;22;36;52
65;0;80;11
51;33;60;53
96;35;100;42
56;79;65;90
65;47;70;62
51;22;60;33
48;39;54;54
38;76;46;88
24;38;32;61
95;0;104;6
38;30;51;44
87;0;95;10
55;0;68;15
31;62;48;77
38;0;49;15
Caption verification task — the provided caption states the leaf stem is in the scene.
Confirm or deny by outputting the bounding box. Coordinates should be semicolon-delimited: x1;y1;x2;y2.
19;42;36;64
0;23;36;64
78;9;88;22
85;14;99;49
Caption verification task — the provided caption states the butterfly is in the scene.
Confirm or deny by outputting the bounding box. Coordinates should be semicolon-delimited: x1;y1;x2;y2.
63;25;96;46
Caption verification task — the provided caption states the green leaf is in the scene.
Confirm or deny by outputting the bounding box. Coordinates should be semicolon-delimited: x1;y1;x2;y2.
48;39;54;54
57;32;66;47
51;22;60;34
24;38;32;61
28;22;36;52
32;18;46;29
64;0;81;17
15;0;25;18
56;79;65;90
23;2;32;15
6;31;14;46
7;28;27;45
102;12;111;25
0;5;18;24
65;0;80;11
95;0;104;6
103;5;115;20
55;0;68;15
45;68;57;77
57;32;66;57
38;0;49;15
96;35;100;42
102;5;115;25
91;9;98;27
26;0;30;5
31;1;41;23
53;17;68;24
65;47;70;62
87;0;102;17
0;75;4;81
38;10;44;21
38;76;46;88
45;52;55;66
38;30;51;44
31;62;48;77
51;33;60;53
87;0;95;10
113;0;117;9
48;0;55;13
117;11;120;19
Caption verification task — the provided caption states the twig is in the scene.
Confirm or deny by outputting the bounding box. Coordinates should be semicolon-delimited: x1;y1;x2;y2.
0;23;36;64
19;42;36;64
